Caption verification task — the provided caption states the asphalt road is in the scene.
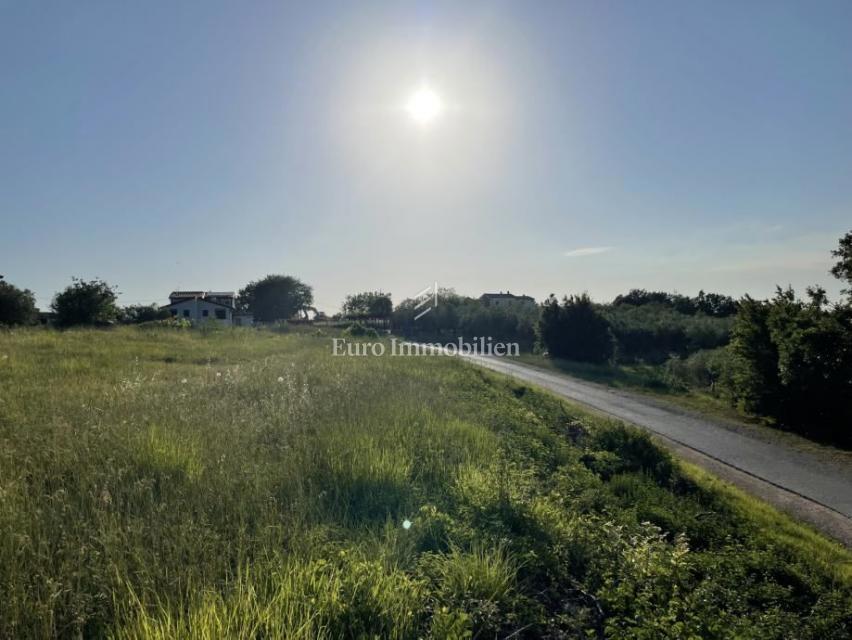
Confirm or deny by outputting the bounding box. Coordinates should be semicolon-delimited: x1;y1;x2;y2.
459;353;852;530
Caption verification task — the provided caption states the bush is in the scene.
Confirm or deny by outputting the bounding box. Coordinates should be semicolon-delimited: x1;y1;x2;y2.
345;322;379;338
664;348;734;394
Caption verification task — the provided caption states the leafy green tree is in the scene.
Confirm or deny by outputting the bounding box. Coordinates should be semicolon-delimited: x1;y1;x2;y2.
613;288;736;317
695;290;738;317
830;230;852;296
0;277;37;325
238;275;313;322
727;287;852;445
342;291;393;319
766;288;852;442
727;295;781;416
538;293;614;363
51;278;119;327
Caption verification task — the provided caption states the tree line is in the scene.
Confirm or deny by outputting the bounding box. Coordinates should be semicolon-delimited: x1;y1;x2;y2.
0;274;317;327
3;231;849;445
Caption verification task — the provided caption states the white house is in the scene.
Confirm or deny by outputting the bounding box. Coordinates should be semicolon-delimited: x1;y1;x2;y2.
160;291;253;327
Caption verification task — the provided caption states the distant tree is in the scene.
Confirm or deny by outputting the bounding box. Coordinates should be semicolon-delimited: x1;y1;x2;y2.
538;293;614;363
51;278;119;327
238;275;313;322
830;230;852;296
613;289;673;308
120;304;170;324
0;277;37;325
695;290;738;317
342;291;393;319
613;288;736;318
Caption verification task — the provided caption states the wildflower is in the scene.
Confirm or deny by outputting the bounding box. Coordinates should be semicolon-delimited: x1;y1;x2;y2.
277;376;284;383
215;372;222;378
181;378;188;384
402;519;412;530
1;354;7;360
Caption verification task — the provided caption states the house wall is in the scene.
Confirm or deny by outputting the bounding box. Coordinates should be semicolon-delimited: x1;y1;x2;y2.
167;299;233;326
482;297;536;310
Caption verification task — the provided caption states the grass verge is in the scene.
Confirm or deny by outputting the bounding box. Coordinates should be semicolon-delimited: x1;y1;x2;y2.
0;327;849;638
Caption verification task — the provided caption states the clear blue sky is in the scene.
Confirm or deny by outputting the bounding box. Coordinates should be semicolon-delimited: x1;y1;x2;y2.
2;1;850;312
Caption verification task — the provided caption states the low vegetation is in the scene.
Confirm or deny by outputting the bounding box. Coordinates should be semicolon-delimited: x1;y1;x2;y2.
393;289;538;350
1;327;849;638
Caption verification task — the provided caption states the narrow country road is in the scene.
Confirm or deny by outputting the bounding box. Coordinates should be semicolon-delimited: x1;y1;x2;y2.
459;353;852;545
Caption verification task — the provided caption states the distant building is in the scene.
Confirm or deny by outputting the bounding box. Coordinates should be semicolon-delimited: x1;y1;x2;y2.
160;291;253;326
168;290;236;307
479;291;537;309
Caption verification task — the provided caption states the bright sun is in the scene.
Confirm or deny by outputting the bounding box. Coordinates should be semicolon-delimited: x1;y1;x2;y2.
406;86;443;125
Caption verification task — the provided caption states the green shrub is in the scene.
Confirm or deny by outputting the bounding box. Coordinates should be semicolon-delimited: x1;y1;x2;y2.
345;321;379;338
664;347;734;394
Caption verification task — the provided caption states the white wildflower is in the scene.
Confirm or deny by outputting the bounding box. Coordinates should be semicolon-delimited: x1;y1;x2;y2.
402;519;412;530
277;376;284;383
181;378;188;384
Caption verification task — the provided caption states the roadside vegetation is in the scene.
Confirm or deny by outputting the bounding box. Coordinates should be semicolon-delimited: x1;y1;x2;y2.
393;289;538;351
534;232;852;448
1;327;850;638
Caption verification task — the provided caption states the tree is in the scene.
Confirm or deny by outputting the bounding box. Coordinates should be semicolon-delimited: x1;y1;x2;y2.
51;278;119;327
342;291;393;319
0;277;37;325
727;288;852;445
830;230;852;295
695;290;738;317
238;275;313;322
613;288;736;317
538;293;614;363
728;295;781;417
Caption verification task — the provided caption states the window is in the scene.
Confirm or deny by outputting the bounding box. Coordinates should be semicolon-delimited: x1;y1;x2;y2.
183;309;190;318
215;309;227;320
202;309;209;317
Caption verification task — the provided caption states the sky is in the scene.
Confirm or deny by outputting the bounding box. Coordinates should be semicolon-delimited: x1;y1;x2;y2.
2;0;851;313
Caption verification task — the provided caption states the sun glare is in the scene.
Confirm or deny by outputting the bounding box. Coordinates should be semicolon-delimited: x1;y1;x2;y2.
406;86;443;125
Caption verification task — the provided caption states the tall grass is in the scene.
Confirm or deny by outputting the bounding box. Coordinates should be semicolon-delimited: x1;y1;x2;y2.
0;327;849;638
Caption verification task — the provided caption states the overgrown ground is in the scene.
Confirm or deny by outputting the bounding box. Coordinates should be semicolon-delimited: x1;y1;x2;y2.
0;327;850;638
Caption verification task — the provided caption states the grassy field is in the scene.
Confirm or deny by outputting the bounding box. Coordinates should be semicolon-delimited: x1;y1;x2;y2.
1;327;850;638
